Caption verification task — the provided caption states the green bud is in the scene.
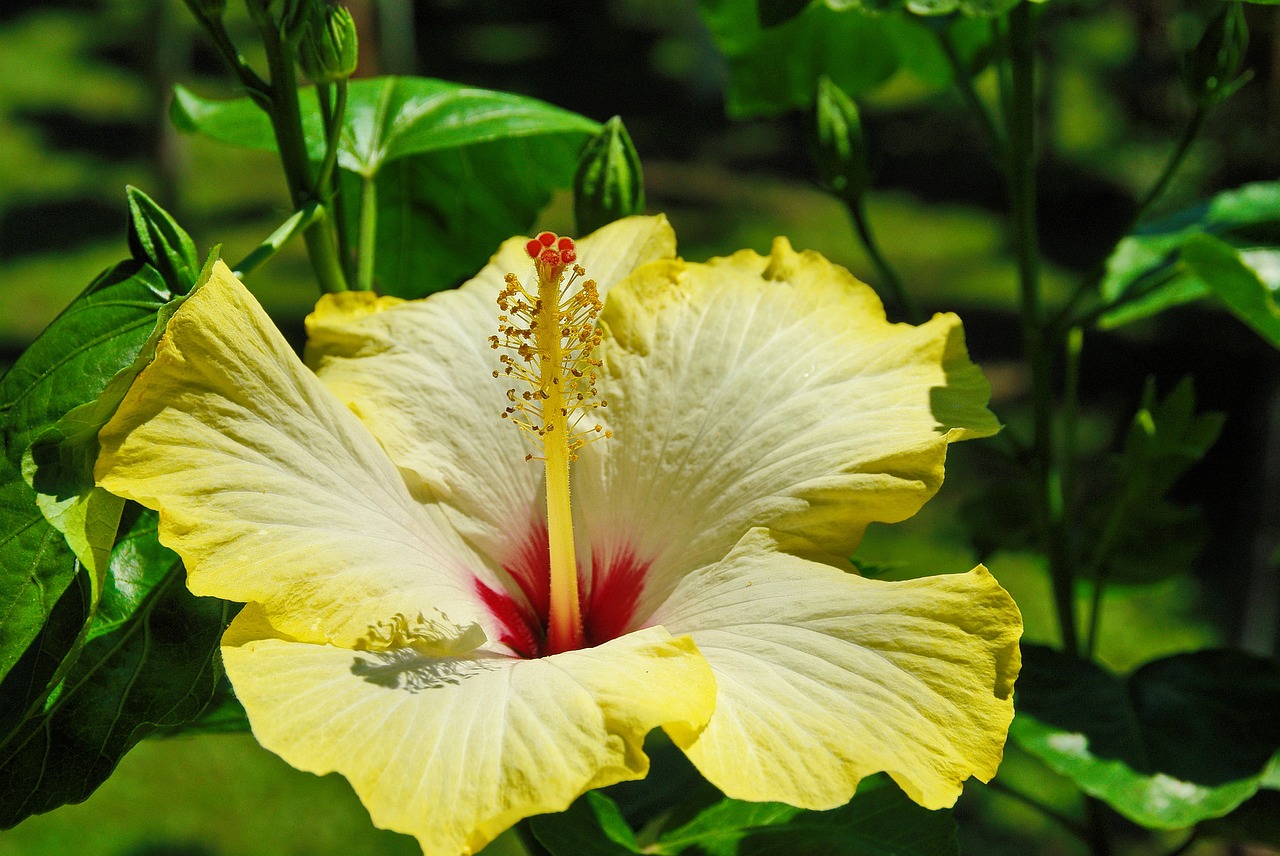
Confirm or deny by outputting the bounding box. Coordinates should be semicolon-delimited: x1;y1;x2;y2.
275;0;312;39
573;116;645;234
1183;2;1251;106
812;76;870;205
298;4;359;83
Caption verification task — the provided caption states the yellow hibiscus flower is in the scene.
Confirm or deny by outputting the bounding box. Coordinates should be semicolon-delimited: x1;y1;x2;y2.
95;215;1021;855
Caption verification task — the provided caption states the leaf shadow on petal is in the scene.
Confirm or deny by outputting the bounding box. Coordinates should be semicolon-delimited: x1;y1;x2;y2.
349;649;496;693
349;610;498;694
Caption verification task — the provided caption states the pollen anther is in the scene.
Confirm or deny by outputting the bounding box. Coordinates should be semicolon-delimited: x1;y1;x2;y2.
492;235;608;457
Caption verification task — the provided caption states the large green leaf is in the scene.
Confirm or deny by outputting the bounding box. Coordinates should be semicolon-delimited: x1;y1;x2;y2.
1181;233;1280;348
0;463;78;685
1011;645;1280;828
0;507;233;829
697;0;991;117
1099;181;1280;328
1200;788;1280;846
530;791;642;856
651;775;959;856
0;254;184;681
171;77;599;297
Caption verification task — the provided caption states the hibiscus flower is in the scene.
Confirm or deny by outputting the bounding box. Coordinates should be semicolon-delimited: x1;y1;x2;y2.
96;215;1021;855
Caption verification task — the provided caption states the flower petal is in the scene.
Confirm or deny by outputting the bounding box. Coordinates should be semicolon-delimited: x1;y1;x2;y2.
303;215;677;569
222;604;717;855
652;529;1022;811
580;238;999;619
96;261;489;647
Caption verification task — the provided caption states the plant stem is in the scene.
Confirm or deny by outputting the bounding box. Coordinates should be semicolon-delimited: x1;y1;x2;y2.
1052;106;1209;332
357;174;378;291
849;197;921;323
1062;323;1083;570
937;26;1007;161
1005;2;1078;656
231;202;325;278
318;81;352;278
181;1;270;100
1132;106;1207;225
249;1;349;293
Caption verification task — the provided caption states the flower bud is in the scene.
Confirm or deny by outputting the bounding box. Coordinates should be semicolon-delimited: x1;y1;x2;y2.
1183;2;1251;106
298;4;359;84
812;75;870;206
573;116;645;234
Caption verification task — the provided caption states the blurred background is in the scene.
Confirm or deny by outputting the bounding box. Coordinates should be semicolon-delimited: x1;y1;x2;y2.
1;0;1278;853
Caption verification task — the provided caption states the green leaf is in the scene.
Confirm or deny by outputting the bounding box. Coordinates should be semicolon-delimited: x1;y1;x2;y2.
759;0;814;26
346;133;585;297
126;185;201;294
172;77;599;297
1011;645;1280;828
0;256;181;682
20;254;201;586
530;791;642;856
1119;377;1224;499
1200;788;1280;846
156;677;250;736
1181;233;1280;348
699;0;981;117
603;731;719;830
653;775;959;856
1079;377;1223;584
0;464;79;684
1099;181;1280;328
0;506;233;829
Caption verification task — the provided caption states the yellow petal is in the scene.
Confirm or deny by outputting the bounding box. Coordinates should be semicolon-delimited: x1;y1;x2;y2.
96;261;491;647
223;604;716;855
304;215;677;566
652;529;1022;811
580;237;999;620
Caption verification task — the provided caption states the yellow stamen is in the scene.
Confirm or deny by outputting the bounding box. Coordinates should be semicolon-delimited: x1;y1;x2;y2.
492;235;609;653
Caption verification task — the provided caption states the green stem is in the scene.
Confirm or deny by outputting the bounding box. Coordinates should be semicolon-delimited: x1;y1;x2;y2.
318;80;352;278
231;202;325;278
181;1;270;100
1133;106;1207;225
315;82;347;196
1062;324;1083;558
1052;106;1209;332
357;174;378;291
849;197;921;323
1005;2;1078;656
937;26;1007;160
1083;482;1140;658
250;0;348;293
985;780;1087;839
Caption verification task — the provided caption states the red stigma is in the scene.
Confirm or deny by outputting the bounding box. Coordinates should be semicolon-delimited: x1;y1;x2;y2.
524;232;577;273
